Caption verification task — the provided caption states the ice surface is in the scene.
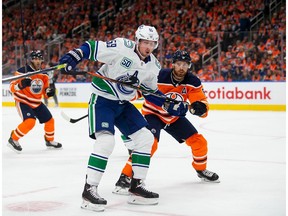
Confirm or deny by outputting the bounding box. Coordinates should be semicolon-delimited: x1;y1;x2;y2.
2;107;286;216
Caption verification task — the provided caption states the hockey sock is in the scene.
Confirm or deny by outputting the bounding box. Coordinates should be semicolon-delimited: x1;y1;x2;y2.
44;117;54;141
186;133;208;171
12;118;36;141
131;151;151;179
87;153;108;184
87;132;115;186
121;138;158;178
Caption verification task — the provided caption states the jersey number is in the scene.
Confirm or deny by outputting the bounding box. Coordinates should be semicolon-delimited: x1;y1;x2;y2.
106;40;117;48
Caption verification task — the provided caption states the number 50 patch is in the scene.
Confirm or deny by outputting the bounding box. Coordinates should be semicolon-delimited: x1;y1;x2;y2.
120;57;132;69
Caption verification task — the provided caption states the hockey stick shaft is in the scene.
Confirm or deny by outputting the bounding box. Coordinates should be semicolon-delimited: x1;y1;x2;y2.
60;111;88;123
69;114;88;123
88;72;180;103
2;64;67;82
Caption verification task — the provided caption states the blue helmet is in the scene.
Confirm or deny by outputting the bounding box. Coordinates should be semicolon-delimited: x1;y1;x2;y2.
30;50;43;60
172;50;191;63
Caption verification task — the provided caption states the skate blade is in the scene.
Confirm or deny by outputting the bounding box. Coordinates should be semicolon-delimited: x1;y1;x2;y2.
199;178;220;183
81;199;105;212
46;146;63;150
7;144;22;154
128;195;159;205
112;186;130;196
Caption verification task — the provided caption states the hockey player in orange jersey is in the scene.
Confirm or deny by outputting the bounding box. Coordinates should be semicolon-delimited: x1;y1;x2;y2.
8;50;62;153
113;50;220;195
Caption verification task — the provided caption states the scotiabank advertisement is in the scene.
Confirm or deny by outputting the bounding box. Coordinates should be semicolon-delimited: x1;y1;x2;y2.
2;82;286;111
203;82;285;105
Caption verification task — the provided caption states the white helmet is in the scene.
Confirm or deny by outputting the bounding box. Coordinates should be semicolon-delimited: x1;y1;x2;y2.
135;24;159;49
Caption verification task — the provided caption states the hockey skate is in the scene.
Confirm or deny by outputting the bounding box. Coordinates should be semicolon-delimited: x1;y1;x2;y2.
197;169;220;183
113;174;131;195
7;136;22;153
81;183;107;212
128;178;159;205
45;137;62;149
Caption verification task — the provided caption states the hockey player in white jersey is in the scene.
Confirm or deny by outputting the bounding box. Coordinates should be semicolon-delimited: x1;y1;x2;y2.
59;24;189;212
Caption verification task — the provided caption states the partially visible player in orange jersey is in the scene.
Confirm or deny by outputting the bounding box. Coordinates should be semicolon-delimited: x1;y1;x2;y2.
113;50;220;195
8;50;62;153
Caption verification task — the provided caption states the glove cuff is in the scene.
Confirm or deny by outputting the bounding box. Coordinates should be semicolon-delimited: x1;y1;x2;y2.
68;49;83;61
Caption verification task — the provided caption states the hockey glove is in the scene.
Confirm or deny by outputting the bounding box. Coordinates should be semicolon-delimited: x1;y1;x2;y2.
18;77;32;89
59;48;83;72
46;87;55;97
189;101;207;116
163;101;188;117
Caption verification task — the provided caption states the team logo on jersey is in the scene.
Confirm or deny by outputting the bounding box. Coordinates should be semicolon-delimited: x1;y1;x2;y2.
30;79;43;94
123;39;134;48
165;92;184;102
101;122;109;128
117;71;140;95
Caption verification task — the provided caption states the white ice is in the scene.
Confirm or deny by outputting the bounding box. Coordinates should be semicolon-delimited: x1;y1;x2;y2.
2;107;286;216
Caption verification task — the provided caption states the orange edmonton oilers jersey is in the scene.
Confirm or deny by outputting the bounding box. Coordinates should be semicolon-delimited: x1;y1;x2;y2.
9;65;50;108
142;68;209;124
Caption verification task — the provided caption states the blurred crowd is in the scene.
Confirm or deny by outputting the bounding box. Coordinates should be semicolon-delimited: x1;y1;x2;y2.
2;0;286;82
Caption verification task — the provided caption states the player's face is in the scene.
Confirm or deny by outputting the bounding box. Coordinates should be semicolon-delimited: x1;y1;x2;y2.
31;58;43;70
137;39;156;59
172;61;190;81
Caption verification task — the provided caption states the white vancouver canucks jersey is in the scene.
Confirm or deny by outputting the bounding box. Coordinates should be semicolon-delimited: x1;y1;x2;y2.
84;38;161;101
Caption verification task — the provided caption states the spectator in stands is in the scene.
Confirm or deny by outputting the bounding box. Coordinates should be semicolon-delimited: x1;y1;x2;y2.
2;0;286;82
66;75;76;83
240;69;252;81
263;69;274;81
76;74;86;82
239;13;251;40
233;67;242;81
252;69;262;81
225;72;233;82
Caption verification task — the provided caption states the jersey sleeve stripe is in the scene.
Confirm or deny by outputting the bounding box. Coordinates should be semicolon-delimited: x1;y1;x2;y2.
85;41;98;61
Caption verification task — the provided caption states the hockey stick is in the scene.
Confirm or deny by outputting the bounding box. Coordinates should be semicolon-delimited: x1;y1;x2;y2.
88;72;180;103
60;111;88;123
61;71;189;124
2;64;67;82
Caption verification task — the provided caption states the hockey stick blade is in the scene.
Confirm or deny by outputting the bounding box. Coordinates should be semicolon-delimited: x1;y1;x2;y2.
2;64;67;82
60;111;88;123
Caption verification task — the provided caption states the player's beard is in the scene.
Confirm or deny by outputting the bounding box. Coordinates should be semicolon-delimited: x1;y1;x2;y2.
31;62;42;70
172;69;187;81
